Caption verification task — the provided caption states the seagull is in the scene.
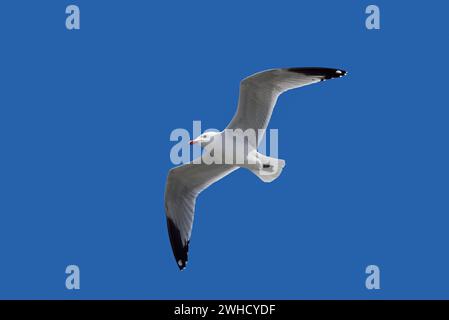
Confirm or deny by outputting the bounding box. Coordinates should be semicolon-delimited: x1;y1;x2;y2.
165;67;347;270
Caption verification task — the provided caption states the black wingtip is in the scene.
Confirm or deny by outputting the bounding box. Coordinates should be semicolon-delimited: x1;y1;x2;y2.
287;67;347;80
166;217;189;271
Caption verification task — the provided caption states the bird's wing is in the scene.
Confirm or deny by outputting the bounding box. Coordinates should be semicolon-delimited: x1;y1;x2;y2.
226;67;347;139
164;162;238;270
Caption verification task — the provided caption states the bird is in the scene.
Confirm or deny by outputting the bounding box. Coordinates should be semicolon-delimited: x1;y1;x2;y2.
164;67;347;270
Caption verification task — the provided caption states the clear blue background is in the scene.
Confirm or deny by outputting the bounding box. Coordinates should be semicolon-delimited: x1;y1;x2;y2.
0;0;448;299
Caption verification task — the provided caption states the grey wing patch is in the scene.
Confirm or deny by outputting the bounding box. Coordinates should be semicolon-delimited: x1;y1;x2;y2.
164;163;238;270
226;67;347;136
164;170;196;270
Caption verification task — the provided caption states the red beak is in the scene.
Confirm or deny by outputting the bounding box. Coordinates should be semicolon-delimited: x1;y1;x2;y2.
189;140;196;145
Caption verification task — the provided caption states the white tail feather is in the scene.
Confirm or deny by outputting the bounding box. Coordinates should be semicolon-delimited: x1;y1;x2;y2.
249;158;286;183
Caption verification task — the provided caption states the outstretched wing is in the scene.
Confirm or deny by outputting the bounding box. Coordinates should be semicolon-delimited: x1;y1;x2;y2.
164;162;238;270
226;67;347;140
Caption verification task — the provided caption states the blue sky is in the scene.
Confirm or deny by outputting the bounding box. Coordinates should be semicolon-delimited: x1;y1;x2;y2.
0;0;448;299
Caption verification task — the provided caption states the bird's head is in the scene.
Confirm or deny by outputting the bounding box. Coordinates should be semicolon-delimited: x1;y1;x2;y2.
189;131;220;147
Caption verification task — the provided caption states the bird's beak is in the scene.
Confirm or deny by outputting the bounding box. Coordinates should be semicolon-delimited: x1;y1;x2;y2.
189;140;197;145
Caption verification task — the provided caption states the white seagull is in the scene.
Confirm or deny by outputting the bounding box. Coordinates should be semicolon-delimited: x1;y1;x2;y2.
165;67;347;270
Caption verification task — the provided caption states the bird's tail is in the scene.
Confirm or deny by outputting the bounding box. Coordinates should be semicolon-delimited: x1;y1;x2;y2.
249;156;286;183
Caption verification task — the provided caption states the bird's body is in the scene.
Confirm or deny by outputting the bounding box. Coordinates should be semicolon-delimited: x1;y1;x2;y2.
165;67;347;270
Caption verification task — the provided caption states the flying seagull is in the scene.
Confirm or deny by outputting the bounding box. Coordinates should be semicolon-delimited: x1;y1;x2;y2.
165;67;347;270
